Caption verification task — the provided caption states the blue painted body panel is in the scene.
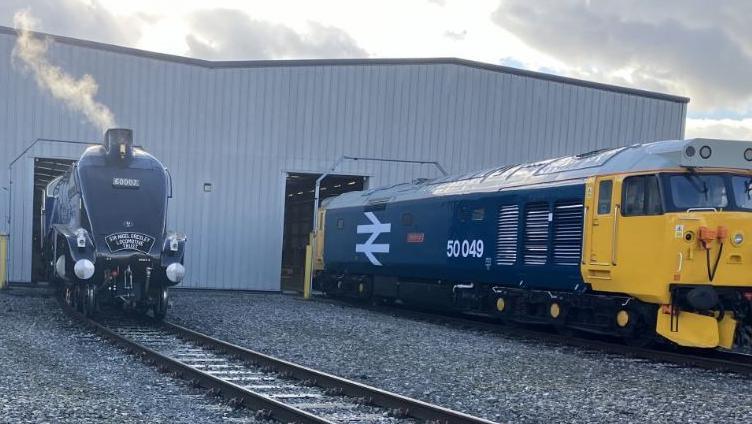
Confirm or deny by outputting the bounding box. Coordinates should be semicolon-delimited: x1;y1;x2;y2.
43;196;56;240
324;182;586;292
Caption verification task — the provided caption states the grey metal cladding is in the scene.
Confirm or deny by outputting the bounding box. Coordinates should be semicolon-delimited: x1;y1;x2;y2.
0;30;687;289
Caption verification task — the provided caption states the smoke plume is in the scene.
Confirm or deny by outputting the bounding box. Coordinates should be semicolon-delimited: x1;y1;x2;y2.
12;10;116;132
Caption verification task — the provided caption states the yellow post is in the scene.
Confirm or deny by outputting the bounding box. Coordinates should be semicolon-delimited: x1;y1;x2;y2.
0;234;8;290
303;237;313;299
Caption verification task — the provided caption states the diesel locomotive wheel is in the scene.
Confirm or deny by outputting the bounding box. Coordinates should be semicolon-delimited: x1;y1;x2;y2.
153;287;168;320
81;284;96;318
618;306;654;348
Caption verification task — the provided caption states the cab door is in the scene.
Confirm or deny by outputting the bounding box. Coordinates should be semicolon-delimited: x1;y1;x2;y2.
588;177;617;268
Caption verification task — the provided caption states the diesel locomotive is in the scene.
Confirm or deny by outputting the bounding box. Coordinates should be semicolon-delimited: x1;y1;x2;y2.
43;129;186;318
314;138;752;350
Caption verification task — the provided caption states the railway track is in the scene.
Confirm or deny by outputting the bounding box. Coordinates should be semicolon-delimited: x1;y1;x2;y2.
60;299;496;424
310;296;752;377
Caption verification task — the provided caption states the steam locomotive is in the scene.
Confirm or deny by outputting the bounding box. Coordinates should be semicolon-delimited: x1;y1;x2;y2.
43;129;186;318
314;138;752;350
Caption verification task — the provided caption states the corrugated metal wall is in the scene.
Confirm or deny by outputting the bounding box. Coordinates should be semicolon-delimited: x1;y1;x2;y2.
0;30;688;289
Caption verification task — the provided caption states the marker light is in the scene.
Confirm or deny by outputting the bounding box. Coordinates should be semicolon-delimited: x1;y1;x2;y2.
169;236;179;252
75;229;87;248
74;259;95;280
699;145;712;159
745;148;752;162
685;146;696;157
733;233;744;246
166;263;185;283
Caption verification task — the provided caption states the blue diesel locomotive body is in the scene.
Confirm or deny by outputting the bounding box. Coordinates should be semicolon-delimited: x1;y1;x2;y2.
322;183;586;295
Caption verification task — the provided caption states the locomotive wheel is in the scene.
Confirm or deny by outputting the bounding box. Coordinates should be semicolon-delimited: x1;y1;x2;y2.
72;285;81;312
153;287;168;321
134;304;149;316
619;306;654;348
81;284;96;318
63;285;73;306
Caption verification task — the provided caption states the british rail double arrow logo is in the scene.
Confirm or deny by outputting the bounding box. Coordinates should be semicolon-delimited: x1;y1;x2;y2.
355;212;391;266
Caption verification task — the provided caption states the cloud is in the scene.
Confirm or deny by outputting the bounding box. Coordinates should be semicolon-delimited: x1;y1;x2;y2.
0;0;142;47
686;118;752;141
185;9;367;60
443;29;467;41
492;0;752;111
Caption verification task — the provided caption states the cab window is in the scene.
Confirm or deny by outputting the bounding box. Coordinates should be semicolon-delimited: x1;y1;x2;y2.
732;176;752;209
622;175;662;216
597;180;612;214
668;174;727;210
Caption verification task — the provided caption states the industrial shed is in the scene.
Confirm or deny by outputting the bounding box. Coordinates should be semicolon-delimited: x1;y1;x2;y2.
0;26;689;291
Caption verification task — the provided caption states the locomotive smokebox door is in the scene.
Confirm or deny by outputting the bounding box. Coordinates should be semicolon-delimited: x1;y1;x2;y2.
104;128;134;160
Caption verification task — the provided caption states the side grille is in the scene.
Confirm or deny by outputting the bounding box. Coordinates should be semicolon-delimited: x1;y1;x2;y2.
524;203;550;265
552;201;584;266
495;205;519;265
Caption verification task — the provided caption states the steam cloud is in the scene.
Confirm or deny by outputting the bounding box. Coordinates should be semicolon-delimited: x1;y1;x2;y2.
12;10;116;132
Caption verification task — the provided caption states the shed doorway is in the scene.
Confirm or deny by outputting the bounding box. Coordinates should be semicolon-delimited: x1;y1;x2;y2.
31;157;75;283
281;173;366;292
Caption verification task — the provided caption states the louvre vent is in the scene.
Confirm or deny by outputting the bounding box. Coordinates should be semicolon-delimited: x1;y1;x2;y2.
553;201;584;265
495;205;519;265
524;203;550;265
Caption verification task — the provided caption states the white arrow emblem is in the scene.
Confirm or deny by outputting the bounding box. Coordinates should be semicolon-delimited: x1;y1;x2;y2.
355;212;391;266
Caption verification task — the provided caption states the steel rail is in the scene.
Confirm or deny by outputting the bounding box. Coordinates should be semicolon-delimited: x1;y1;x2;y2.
164;321;496;424
59;297;497;424
310;296;752;377
60;301;331;423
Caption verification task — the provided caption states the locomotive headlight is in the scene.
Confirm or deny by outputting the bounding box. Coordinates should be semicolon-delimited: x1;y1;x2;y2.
166;263;185;283
732;232;744;246
74;259;95;280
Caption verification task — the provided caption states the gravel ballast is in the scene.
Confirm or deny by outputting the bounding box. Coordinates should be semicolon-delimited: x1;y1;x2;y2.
169;290;752;423
0;286;263;424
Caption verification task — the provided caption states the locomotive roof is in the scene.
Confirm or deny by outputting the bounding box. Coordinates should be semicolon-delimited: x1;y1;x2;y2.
324;138;752;208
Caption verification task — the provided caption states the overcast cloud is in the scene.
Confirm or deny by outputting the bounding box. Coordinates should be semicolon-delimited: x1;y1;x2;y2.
0;0;142;47
492;0;752;113
0;1;750;139
185;9;367;60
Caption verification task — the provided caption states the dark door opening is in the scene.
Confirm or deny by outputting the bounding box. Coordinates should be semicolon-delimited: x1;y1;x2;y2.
32;157;75;283
281;173;366;292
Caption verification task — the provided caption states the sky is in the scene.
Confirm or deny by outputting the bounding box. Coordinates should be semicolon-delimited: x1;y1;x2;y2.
1;0;750;140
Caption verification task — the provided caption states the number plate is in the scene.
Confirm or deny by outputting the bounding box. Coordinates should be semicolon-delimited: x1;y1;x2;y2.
112;177;140;189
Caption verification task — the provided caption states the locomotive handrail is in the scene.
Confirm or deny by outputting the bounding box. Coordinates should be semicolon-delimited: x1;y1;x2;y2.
686;207;718;213
611;204;620;265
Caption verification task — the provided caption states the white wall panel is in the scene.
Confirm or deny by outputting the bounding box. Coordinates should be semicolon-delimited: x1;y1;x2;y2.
0;28;688;289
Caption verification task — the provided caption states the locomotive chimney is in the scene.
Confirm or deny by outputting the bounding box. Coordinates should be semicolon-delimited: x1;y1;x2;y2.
104;128;134;161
